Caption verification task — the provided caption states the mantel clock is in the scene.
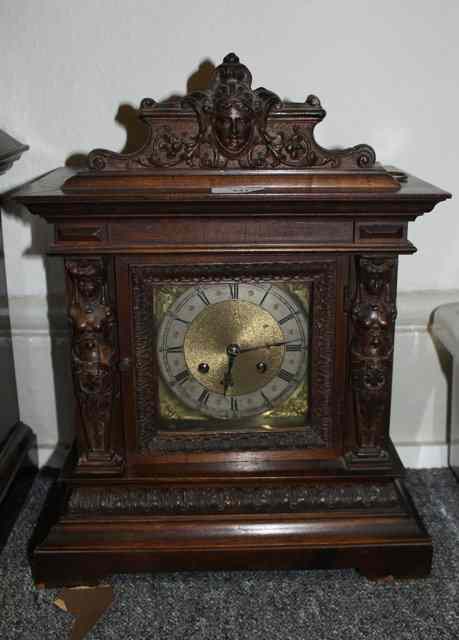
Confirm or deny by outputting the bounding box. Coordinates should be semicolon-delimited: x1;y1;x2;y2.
15;53;450;586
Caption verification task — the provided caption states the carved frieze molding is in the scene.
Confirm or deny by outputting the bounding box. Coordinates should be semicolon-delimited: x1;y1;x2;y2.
86;53;376;172
65;257;122;472
130;260;337;452
67;481;401;516
346;256;398;468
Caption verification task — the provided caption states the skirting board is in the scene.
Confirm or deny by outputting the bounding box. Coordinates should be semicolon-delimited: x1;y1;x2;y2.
394;443;448;469
36;444;71;469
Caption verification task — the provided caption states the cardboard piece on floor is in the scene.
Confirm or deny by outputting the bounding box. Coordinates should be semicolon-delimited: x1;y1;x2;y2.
54;585;113;640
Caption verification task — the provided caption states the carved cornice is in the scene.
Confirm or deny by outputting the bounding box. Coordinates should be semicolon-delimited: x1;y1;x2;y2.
84;53;376;173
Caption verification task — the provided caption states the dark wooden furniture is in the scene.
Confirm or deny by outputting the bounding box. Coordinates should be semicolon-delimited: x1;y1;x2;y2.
15;54;450;587
0;130;36;542
431;306;459;481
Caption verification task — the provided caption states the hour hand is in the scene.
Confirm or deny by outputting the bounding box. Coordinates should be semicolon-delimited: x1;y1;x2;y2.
222;344;239;395
222;365;233;395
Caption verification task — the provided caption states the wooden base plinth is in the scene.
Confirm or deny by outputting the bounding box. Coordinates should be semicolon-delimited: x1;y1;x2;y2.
30;476;432;587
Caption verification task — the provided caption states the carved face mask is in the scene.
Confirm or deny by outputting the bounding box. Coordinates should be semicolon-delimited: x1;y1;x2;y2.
360;260;391;296
77;277;99;300
214;100;254;156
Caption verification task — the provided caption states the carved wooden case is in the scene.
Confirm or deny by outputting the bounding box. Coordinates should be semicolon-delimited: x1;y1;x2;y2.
14;53;450;586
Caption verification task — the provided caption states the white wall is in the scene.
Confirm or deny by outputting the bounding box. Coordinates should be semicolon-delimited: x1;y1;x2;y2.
1;0;458;466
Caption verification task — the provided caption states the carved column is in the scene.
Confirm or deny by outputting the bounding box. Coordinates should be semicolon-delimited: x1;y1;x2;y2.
346;256;397;467
65;258;122;473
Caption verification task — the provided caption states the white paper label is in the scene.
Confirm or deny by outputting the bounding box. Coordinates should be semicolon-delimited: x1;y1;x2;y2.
210;186;265;194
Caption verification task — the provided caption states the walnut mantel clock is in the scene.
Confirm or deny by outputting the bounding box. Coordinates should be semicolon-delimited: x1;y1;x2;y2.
15;54;450;586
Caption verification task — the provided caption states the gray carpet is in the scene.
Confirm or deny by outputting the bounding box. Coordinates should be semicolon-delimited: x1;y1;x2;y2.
1;469;458;639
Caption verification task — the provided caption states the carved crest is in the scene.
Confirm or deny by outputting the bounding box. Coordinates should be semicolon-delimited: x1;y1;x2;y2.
84;53;377;173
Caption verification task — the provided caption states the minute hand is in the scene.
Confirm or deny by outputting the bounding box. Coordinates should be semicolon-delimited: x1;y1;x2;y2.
238;339;300;354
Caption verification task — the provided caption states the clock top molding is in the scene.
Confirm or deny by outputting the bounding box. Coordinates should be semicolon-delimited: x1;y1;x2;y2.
82;52;379;175
12;53;450;232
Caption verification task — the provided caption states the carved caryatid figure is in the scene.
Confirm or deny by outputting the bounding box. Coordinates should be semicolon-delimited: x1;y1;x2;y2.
66;259;117;462
350;257;397;456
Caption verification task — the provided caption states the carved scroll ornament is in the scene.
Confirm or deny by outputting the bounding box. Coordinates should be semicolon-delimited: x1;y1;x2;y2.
87;53;376;172
347;257;397;464
66;258;120;468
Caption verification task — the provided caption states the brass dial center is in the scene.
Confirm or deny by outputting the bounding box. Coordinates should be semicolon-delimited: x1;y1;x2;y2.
184;300;284;396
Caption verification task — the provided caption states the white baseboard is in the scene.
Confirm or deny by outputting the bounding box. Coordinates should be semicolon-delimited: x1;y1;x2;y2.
35;443;71;469
5;289;458;470
394;443;449;469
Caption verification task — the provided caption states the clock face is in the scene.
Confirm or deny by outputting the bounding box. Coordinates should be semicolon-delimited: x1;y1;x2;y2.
157;282;308;419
